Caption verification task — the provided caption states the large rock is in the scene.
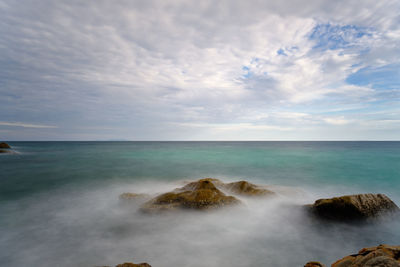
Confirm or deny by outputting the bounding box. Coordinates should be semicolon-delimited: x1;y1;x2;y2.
222;180;275;197
332;244;400;267
140;178;241;213
0;142;11;149
308;194;399;221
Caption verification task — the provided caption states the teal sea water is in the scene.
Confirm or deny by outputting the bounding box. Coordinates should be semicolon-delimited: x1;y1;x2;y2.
1;141;400;266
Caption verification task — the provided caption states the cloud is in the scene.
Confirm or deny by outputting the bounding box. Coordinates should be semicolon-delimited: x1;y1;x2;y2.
0;0;399;140
0;122;58;128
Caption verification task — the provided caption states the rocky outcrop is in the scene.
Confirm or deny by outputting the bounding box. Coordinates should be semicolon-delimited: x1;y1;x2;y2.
222;180;275;197
304;262;326;267
140;178;241;213
332;244;400;267
0;142;11;149
308;194;399;221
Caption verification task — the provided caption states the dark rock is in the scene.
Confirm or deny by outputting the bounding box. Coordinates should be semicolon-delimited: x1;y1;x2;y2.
0;142;11;149
332;244;400;267
140;178;241;213
308;194;399;221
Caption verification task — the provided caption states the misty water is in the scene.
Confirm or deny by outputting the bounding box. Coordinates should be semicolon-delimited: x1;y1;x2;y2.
1;141;400;266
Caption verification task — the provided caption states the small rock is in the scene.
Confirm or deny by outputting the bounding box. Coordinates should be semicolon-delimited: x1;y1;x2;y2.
304;261;326;267
0;142;11;149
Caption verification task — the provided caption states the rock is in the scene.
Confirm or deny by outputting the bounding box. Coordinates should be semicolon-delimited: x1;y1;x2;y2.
308;194;399;221
332;244;400;267
180;178;225;191
222;180;275;197
0;149;12;153
304;261;326;267
115;263;151;267
140;178;241;213
0;142;11;149
119;193;150;201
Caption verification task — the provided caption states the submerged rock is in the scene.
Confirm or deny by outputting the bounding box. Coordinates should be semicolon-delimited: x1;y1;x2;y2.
222;180;275;197
304;262;326;267
332;244;400;267
140;178;241;213
308;194;399;221
0;142;11;149
119;193;150;201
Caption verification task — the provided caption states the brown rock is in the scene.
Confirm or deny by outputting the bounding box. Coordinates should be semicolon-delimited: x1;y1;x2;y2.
140;178;241;213
332;244;400;267
222;180;275;197
0;142;11;149
309;194;399;221
304;261;326;267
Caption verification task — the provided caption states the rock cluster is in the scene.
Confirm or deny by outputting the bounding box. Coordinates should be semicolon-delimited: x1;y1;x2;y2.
307;244;400;267
140;178;241;213
332;244;400;267
308;194;399;221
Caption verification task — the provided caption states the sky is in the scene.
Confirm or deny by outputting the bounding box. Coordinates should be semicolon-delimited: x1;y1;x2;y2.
1;0;400;141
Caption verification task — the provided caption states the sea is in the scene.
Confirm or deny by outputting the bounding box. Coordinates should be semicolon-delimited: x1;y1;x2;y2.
1;141;399;266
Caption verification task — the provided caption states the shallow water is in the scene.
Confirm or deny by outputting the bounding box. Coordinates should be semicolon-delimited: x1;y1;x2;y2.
1;141;399;266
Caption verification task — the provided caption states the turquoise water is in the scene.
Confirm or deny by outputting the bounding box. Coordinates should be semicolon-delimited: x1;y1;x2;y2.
1;141;400;266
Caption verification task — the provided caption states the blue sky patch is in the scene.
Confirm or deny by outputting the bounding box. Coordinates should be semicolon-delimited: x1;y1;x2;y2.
309;23;371;50
277;48;287;56
346;64;400;90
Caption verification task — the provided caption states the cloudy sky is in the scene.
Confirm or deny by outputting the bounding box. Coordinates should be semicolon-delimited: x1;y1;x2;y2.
1;0;399;140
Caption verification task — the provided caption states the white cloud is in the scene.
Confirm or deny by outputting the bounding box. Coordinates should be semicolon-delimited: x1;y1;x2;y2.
0;122;58;128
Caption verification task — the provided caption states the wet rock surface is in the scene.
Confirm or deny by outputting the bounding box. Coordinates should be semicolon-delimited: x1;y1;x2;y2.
308;194;399;221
